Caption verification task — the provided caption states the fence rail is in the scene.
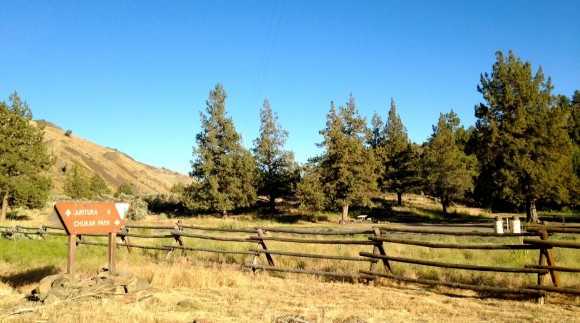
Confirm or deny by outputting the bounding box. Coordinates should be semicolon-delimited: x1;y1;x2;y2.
1;221;578;302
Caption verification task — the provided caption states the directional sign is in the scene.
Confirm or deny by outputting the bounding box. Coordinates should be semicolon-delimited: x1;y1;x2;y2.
54;202;130;235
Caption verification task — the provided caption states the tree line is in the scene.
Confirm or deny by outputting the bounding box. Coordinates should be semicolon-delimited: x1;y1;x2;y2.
186;51;579;223
1;50;578;223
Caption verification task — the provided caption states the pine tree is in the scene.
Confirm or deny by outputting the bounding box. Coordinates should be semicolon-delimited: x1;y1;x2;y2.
115;182;134;197
0;92;53;221
252;100;298;211
380;99;421;206
295;158;327;211
64;162;93;199
474;51;575;222
368;112;384;150
423;112;477;214
189;83;256;216
317;94;378;222
556;91;580;206
90;174;111;197
570;91;580;178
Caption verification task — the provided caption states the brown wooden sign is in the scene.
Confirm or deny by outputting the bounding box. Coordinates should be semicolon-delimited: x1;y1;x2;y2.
54;202;130;235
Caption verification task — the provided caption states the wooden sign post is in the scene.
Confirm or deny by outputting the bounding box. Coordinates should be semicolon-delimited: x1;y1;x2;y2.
54;202;130;277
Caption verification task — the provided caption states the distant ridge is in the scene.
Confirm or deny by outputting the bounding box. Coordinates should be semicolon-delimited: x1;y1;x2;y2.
37;120;192;195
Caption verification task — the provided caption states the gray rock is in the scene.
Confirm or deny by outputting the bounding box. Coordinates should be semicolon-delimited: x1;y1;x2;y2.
177;299;200;309
35;274;62;294
337;316;367;323
113;285;127;295
274;315;311;323
124;277;149;293
51;275;76;289
43;294;61;305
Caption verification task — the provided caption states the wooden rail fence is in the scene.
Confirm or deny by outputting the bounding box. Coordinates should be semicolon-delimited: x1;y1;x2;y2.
1;221;579;302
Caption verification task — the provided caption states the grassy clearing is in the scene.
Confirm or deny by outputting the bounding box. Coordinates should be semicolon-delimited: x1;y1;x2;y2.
0;246;579;322
1;194;579;321
4;223;578;292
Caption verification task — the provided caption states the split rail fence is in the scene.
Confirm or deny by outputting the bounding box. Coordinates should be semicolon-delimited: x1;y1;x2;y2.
1;221;579;301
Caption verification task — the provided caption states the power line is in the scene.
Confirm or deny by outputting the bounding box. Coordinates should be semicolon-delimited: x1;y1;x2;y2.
253;0;286;108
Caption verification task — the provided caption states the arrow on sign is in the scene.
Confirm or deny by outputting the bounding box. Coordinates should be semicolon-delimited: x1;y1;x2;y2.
65;209;71;217
114;219;120;226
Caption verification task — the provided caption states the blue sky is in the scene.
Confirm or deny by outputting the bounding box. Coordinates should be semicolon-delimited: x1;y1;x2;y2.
1;1;578;175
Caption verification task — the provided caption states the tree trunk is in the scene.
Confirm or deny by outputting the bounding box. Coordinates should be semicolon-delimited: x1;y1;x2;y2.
341;204;349;224
0;191;8;222
526;198;539;223
440;194;448;214
396;192;403;206
222;208;229;219
268;196;276;212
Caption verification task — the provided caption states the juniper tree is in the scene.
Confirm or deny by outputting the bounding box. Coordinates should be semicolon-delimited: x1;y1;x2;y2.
115;182;134;197
252;100;298;211
0;92;53;221
295;157;327;211
474;51;575;222
570;91;580;179
90;174;110;197
379;99;421;206
423;112;477;214
555;91;580;206
64;162;92;199
317;94;378;222
368;112;384;150
189;83;256;216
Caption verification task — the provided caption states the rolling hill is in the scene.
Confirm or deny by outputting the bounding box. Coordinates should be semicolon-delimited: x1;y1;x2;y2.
37;120;192;195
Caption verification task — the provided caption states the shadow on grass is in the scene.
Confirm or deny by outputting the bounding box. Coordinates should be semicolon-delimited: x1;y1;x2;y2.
0;265;60;288
6;211;31;221
429;288;540;302
404;206;491;224
539;212;580;224
350;203;491;225
254;210;328;224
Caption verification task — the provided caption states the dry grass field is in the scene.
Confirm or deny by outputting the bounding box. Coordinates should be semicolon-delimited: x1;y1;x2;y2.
1;258;579;323
1;195;579;322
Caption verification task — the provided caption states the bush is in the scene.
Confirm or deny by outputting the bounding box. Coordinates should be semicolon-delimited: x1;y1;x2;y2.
64;129;73;137
115;183;134;197
143;193;185;215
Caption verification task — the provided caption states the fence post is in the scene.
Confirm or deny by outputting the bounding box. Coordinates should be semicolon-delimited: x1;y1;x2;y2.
539;229;560;287
119;226;132;253
367;227;392;286
166;220;185;260
39;225;46;240
252;227;275;273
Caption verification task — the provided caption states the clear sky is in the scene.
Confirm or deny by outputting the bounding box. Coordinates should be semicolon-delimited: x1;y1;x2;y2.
1;1;578;175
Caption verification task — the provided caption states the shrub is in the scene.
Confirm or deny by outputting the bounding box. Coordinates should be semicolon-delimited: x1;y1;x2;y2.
115;183;134;197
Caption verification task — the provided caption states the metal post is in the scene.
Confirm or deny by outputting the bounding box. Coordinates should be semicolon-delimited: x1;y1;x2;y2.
512;216;521;233
494;216;503;234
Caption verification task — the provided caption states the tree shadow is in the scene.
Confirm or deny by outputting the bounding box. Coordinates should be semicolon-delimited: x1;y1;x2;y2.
0;265;60;288
6;211;31;221
407;206;492;224
255;211;327;224
539;212;580;224
353;203;491;225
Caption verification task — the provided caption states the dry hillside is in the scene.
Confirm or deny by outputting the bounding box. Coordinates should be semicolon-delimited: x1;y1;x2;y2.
37;120;192;195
